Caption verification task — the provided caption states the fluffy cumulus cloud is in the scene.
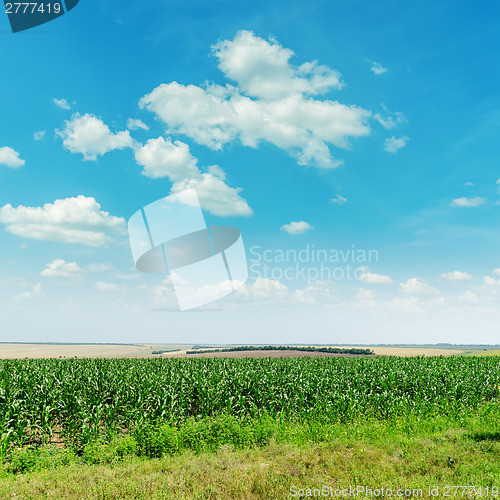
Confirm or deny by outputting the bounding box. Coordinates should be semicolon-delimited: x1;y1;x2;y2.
57;113;133;161
384;136;409;153
441;271;473;282
214;30;343;99
41;259;85;281
134;137;201;181
280;221;313;235
170;173;252;217
135;137;251;216
369;61;388;75
0;146;25;168
0;195;126;247
359;270;394;285
399;278;439;296
450;197;486;207
139;31;376;169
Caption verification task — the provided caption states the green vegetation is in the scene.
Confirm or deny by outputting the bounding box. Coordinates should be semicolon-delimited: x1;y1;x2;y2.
186;345;374;355
0;407;499;498
0;356;498;497
151;348;181;355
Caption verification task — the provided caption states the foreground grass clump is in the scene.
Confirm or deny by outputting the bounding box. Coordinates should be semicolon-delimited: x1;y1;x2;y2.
0;404;499;499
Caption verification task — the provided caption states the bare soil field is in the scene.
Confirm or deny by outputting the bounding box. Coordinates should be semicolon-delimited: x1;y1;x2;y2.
0;344;155;359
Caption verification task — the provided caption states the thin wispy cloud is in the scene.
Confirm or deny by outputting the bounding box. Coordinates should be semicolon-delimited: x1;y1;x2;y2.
450;197;486;207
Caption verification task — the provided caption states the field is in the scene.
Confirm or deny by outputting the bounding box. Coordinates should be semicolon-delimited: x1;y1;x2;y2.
0;355;499;498
1;343;495;359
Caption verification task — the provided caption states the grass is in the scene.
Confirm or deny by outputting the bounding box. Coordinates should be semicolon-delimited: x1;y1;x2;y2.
0;402;499;499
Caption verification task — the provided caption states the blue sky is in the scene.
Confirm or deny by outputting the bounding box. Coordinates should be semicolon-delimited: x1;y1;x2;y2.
1;0;500;344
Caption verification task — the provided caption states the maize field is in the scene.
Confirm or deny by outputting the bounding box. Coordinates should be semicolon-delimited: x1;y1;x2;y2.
0;356;499;453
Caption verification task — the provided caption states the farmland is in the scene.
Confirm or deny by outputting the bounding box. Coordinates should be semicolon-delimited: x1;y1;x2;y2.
1;342;496;359
0;355;499;498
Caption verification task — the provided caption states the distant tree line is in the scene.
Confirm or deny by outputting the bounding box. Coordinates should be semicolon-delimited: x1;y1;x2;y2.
152;349;181;355
186;346;373;355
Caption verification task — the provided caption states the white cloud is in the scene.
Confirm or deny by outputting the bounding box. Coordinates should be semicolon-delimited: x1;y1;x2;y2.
127;118;149;131
53;98;71;110
0;195;126;247
13;283;42;302
95;281;119;292
492;268;500;277
465;181;474;186
0;146;25;168
359;271;394;285
384;136;409;153
134;137;201;181
440;271;473;282
293;281;337;305
57;113;134;161
280;221;313;235
399;278;439;296
331;195;348;205
41;259;85;281
170;173;252;217
450;197;486;207
483;275;500;286
139;31;373;169
247;277;289;300
459;291;479;304
135;137;251;217
213;30;343;100
373;105;406;129
370;61;388;75
34;131;46;141
87;262;114;273
207;164;226;180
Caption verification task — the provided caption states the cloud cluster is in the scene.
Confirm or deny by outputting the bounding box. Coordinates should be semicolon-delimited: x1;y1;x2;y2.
139;31;374;169
280;221;313;235
57;113;133;161
441;271;473;282
0;195;126;246
359;270;394;285
134;136;252;216
0;146;25;168
41;259;85;281
399;278;439;296
214;30;343;100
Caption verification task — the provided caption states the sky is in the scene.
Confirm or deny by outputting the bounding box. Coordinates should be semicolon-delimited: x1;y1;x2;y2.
1;0;500;344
